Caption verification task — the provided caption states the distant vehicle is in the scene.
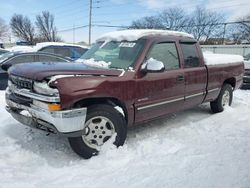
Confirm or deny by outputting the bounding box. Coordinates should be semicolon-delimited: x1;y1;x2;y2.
242;53;250;89
34;42;89;60
8;46;35;53
16;41;32;46
0;48;9;55
0;52;72;90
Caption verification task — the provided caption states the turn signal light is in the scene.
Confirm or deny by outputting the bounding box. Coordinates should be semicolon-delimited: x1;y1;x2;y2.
48;104;61;111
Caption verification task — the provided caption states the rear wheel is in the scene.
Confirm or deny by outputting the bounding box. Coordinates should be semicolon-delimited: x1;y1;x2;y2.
210;84;233;113
68;104;127;159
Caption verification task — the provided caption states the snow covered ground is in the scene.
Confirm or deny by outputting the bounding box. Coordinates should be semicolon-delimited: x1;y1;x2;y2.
0;90;250;188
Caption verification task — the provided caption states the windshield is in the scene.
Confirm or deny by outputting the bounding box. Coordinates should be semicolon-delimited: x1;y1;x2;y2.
79;39;145;69
0;49;8;55
0;52;15;64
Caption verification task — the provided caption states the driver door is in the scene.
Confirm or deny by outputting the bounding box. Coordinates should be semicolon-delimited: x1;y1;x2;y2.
134;42;185;123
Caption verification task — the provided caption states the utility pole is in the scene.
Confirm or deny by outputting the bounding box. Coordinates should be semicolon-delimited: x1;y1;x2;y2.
222;23;227;45
89;0;93;45
73;24;75;44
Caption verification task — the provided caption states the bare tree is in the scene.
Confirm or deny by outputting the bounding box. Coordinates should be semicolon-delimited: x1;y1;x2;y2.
159;8;189;31
226;15;250;44
0;18;8;40
187;7;224;42
10;14;35;44
237;14;250;42
226;24;242;44
129;6;226;43
130;16;165;29
36;11;60;42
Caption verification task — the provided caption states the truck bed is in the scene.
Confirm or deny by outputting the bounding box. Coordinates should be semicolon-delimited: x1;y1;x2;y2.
203;53;244;102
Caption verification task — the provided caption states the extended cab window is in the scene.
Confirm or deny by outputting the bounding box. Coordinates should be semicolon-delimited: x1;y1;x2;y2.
180;43;200;68
37;55;68;62
148;43;179;70
6;55;35;64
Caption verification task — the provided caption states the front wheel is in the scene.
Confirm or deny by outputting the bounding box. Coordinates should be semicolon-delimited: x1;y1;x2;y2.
68;104;127;159
210;84;233;113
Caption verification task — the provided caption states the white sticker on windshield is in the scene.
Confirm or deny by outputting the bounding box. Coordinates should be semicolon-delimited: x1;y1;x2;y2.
119;42;136;48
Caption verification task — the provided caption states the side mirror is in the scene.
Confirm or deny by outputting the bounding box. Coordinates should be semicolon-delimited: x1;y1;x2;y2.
1;62;11;71
141;58;165;73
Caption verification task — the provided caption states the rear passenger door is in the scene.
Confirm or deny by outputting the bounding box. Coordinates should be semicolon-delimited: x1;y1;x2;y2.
3;54;35;69
180;42;207;108
135;41;185;123
36;54;69;62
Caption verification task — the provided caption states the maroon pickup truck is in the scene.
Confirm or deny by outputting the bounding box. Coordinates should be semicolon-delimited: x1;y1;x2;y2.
5;30;244;159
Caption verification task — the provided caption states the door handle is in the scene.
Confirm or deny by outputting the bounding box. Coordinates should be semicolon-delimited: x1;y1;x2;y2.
177;75;184;82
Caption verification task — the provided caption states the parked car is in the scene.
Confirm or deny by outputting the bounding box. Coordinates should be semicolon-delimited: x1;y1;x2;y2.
241;54;250;89
0;52;71;90
8;46;35;53
34;42;89;60
0;48;9;55
5;29;244;159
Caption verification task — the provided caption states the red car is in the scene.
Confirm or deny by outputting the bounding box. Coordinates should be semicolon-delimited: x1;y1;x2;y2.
5;30;244;158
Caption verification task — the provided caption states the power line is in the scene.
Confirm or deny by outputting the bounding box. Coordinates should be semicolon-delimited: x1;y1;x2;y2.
52;0;250;28
56;20;250;33
92;1;250;17
45;0;85;11
28;0;86;16
53;7;89;22
207;2;250;10
43;4;90;20
58;25;89;33
93;24;128;28
49;0;250;40
178;20;250;28
89;0;93;45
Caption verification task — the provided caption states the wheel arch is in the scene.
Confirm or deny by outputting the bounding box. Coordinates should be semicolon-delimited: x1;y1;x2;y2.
74;97;128;123
223;77;236;89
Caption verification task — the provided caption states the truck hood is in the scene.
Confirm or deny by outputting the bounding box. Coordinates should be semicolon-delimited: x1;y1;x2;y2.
8;62;123;81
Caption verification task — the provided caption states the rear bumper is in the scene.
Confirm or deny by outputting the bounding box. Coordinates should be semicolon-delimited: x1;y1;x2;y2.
241;83;250;89
5;91;87;137
241;74;250;89
0;71;8;90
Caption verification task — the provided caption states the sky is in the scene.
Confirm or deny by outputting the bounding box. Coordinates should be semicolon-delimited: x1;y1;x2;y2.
0;0;250;44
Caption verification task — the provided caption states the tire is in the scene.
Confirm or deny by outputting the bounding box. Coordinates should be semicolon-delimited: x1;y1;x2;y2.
68;104;127;159
210;84;233;113
0;75;8;90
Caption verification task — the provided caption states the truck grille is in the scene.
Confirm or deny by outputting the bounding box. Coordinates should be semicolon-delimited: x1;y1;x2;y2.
10;75;33;89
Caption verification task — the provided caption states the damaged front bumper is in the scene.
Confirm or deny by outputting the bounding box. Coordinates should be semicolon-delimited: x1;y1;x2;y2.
5;88;87;137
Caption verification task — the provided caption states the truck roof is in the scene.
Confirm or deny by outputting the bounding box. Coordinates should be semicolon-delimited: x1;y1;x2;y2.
97;29;194;42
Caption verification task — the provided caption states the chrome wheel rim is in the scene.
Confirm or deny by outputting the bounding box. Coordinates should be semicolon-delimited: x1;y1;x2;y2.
82;116;115;149
222;90;230;107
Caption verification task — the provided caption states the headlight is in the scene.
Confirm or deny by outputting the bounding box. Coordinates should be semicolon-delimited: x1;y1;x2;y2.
33;81;59;96
33;100;61;111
